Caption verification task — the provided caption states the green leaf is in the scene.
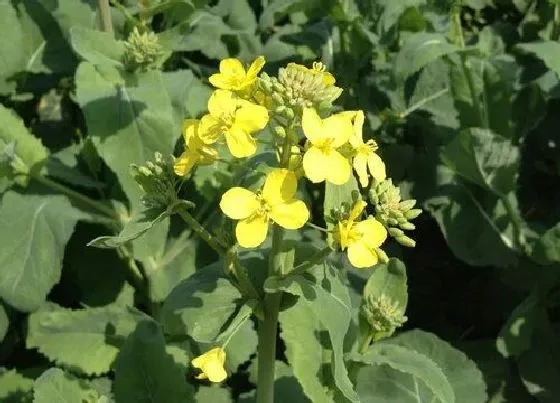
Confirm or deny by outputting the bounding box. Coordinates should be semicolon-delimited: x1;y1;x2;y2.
377;0;427;34
32;368;90;403
70;26;125;68
0;105;48;179
0;191;85;312
0;1;25;94
0;304;8;342
161;266;242;343
162;69;211;124
394;33;459;82
441;128;519;197
363;258;408;309
424;166;518;268
496;288;545;358
75;63;177;211
27;303;147;376
390;330;487;403
516;41;560;77
114;320;194;403
195;386;232;403
530;223;560;265
0;368;33;402
351;343;455;403
45;144;105;190
278;263;359;402
88;209;170;248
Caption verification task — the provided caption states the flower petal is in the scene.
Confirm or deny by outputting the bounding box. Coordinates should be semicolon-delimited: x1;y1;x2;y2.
348;200;367;223
245;55;265;81
173;151;198;176
236;212;269;248
302;108;325;146
198;114;223;144
368;152;387;182
353;153;370;187
349;110;365;148
303;146;328;183
225;125;257;158
235;103;269;133
262;168;297;205
220;187;259;219
270;200;309;229
347;240;378;268
191;348;227;383
207;89;237;117
182;119;199;146
323;112;353;148
355;218;387;248
324;150;351;185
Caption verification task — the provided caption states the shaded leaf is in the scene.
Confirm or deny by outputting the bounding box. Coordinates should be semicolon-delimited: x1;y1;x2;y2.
0;368;33;402
33;368;90;403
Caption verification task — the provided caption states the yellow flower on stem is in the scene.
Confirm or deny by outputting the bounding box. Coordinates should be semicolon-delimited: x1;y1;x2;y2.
219;168;309;248
191;347;227;383
347;110;386;187
198;90;269;158
287;61;336;87
301;107;352;185
336;201;388;268
209;56;265;92
174;119;217;176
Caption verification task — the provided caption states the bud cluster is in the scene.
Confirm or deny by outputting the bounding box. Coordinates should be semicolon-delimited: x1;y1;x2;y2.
123;27;165;72
361;294;407;341
369;179;422;247
130;152;177;210
257;62;342;121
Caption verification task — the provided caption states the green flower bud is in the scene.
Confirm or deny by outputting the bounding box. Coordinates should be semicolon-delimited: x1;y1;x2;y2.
274;126;286;137
398;200;416;212
361;294;407;341
399;222;415;231
123;27;165;72
375;247;389;263
396;236;416;248
404;208;423;220
131;152;177;210
388;228;405;238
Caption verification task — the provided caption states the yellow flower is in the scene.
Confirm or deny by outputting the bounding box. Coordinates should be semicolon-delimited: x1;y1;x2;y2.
287;61;336;87
198;90;269;158
347;110;386;187
191;347;227;383
220;168;309;248
301;107;352;185
336;201;387;268
174;119;217;176
209;56;265;92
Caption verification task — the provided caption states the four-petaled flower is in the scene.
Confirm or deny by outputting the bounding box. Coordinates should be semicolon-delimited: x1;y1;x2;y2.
336;201;388;268
174;119;217;176
347;110;386;187
198;89;269;158
191;347;227;383
301;107;352;184
220;168;309;248
209;56;265;92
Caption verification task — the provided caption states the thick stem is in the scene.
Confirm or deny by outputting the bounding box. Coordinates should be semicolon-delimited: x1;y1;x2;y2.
256;292;281;403
32;174;119;221
359;333;373;354
176;206;226;255
97;0;113;34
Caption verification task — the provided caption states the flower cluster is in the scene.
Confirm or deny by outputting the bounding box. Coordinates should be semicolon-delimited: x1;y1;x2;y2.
361;294;408;341
123;27;165;72
175;56;422;383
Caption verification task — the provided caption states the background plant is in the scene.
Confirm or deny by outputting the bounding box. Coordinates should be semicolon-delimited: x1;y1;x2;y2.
0;0;559;402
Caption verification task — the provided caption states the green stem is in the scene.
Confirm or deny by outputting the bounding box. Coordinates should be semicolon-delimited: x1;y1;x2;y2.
176;206;226;255
97;0;113;34
291;246;332;276
32;174;119;221
553;3;560;41
359;333;373;354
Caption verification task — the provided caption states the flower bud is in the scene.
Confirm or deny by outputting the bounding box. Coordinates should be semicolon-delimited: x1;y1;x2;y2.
131;152;177;210
123;27;165;72
361;294;407;341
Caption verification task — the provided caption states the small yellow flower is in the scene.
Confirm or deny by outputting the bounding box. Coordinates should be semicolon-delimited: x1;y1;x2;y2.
174;119;217;176
209;56;265;92
220;168;309;248
287;61;336;87
191;347;227;383
336;201;387;268
198;90;269;158
301;107;352;185
347;110;386;187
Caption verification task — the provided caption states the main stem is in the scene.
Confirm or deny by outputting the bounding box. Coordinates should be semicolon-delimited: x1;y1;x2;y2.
97;0;113;34
256;125;294;403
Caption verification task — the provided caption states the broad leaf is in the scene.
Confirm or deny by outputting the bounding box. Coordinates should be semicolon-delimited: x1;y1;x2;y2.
195;386;232;403
27;303;147;375
363;258;408;309
394;33;459;82
33;368;91;403
113;320;194;403
161;266;242;343
0;1;25;94
0;368;33;402
75;62;177;211
70;26;125;68
441;128;519;197
0;191;84;312
277;263;359;403
516;41;560;77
